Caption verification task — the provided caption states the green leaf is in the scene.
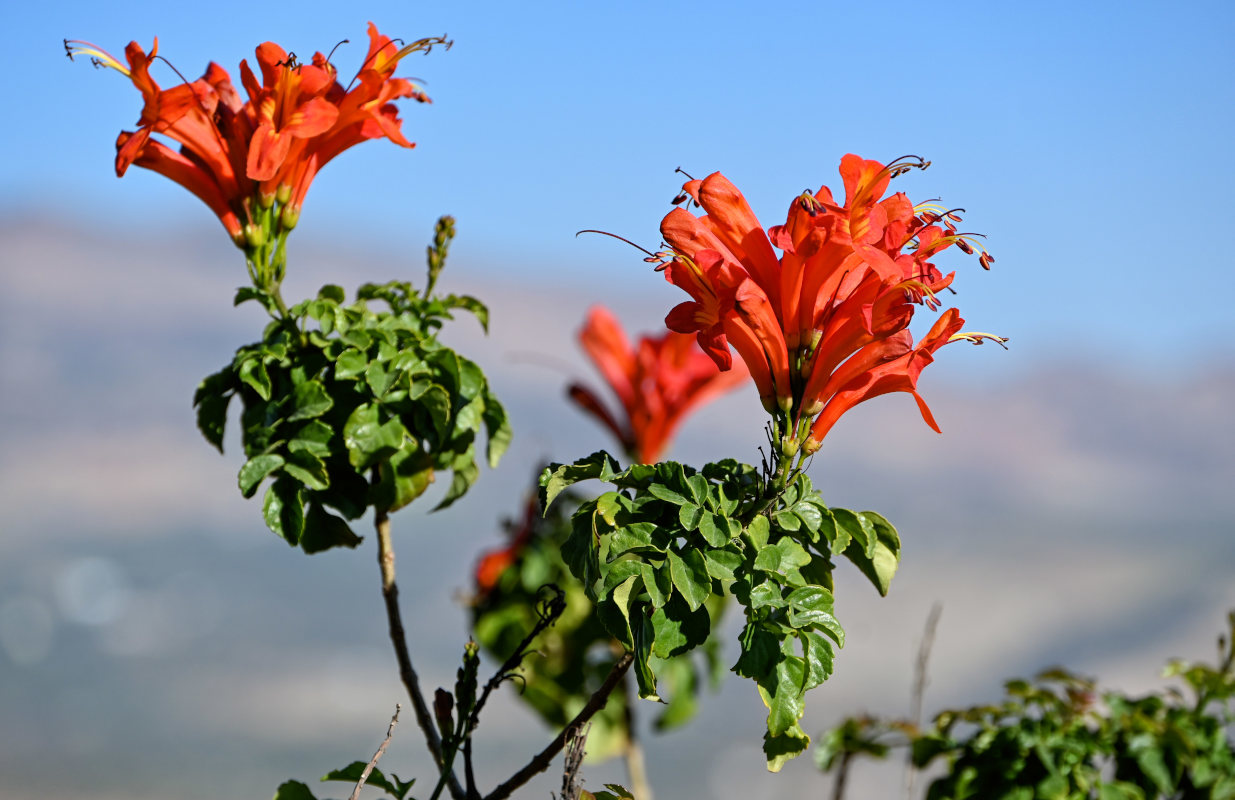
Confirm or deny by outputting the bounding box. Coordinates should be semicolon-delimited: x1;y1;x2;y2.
651;596;711;658
754;538;811;580
334;348;367;380
441;294;490;333
193;368;233;453
482;391;512;468
773;510;801;531
316;284;346;304
343;404;406;470
239;453;284;498
678;502;704;531
562;505;601;591
640;563;668;608
758;656;806;737
746;515;770;549
832;507;876;559
668;549;711;612
786;586;844;645
321;762;415;800
263;477;305;545
647;483;690;505
685;473;709;505
434;457;480;511
696;511;726;547
272;780;316;800
284;449;330;491
539;451;622;511
297;504;361;554
631;611;660;701
792;502;824;536
734;622;779;680
287;420;333;457
800;629;834;690
287;380;333;421
374;447;436;512
238;356;272;400
749;581;784;611
764;723;810;773
841;510;902;597
702;548;743;582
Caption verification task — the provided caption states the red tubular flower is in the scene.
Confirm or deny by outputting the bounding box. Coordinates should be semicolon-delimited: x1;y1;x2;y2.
568;306;747;464
656;156;1000;455
473;495;538;597
66;25;442;249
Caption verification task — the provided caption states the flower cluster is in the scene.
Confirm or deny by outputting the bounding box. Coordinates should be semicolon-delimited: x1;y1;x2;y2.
656;155;1004;458
66;24;444;284
567;306;747;464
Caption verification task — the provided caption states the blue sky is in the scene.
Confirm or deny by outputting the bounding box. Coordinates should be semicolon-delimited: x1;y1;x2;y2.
5;0;1234;370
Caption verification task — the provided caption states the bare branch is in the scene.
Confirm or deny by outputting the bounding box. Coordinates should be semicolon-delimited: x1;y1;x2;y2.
349;705;402;800
483;652;634;800
376;508;466;800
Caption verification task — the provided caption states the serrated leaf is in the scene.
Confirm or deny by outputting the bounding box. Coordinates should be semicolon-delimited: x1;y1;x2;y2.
539;451;622;511
263;477;304;544
640;562;668;608
632;611;660;701
746;515;770;549
239;453;284;498
668;549;711;612
647;483;690;505
800;629;834;690
297;504;362;554
841;510;902;597
287;420;333;457
678;502;704;531
343;404;406;470
763;723;810;772
238;356;271;400
284;449;330;491
702;548;742;581
758;656;806;738
482;390;512;468
193;368;233;453
334;348;367;380
287;380;333;421
651;595;711;659
832;507;876;558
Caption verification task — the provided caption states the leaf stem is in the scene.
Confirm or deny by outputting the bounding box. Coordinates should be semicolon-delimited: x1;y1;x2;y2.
375;506;466;800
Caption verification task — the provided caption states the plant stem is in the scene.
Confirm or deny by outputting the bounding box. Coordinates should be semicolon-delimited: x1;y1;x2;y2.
482;652;634;800
375;507;466;800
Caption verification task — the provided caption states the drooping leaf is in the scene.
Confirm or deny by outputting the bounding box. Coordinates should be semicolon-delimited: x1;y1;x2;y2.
299;503;362;554
287;380;333;421
263;477;305;545
539;451;622;511
272;780;317;800
239;453;284;498
667;549;711;612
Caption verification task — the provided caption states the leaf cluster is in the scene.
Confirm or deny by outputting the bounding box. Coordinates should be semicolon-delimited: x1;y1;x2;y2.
816;612;1235;799
193;220;510;552
470;485;724;761
540;450;903;771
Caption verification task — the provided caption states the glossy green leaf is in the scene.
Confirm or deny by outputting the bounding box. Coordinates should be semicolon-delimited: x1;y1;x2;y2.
631;611;660;701
343;404;405;470
697;511;727;547
800;629;834;690
759;656;806;738
650;596;711;659
746;515;771;549
832;507;876;559
283;459;328;494
764;723;810;773
640;562;668;608
287;420;333;457
841;510;901;597
299;503;362;554
702;548;743;582
539;451;622;511
374;447;435;513
334;347;367;380
238;356;271;400
750;581;784;611
434;458;480;511
286;380;333;421
668;549;711;612
647;483;689;506
678;502;704;532
239;453;284;498
263;477;304;545
193;368;233;453
482;391;512;468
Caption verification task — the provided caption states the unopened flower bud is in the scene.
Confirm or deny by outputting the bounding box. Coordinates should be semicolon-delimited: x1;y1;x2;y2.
801;436;821;456
243;224;265;249
280;205;300;230
780;435;800;459
275;183;291;205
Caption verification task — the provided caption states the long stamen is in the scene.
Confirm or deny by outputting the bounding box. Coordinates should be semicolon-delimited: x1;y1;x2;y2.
949;331;1009;349
64;39;129;75
575;229;658;259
